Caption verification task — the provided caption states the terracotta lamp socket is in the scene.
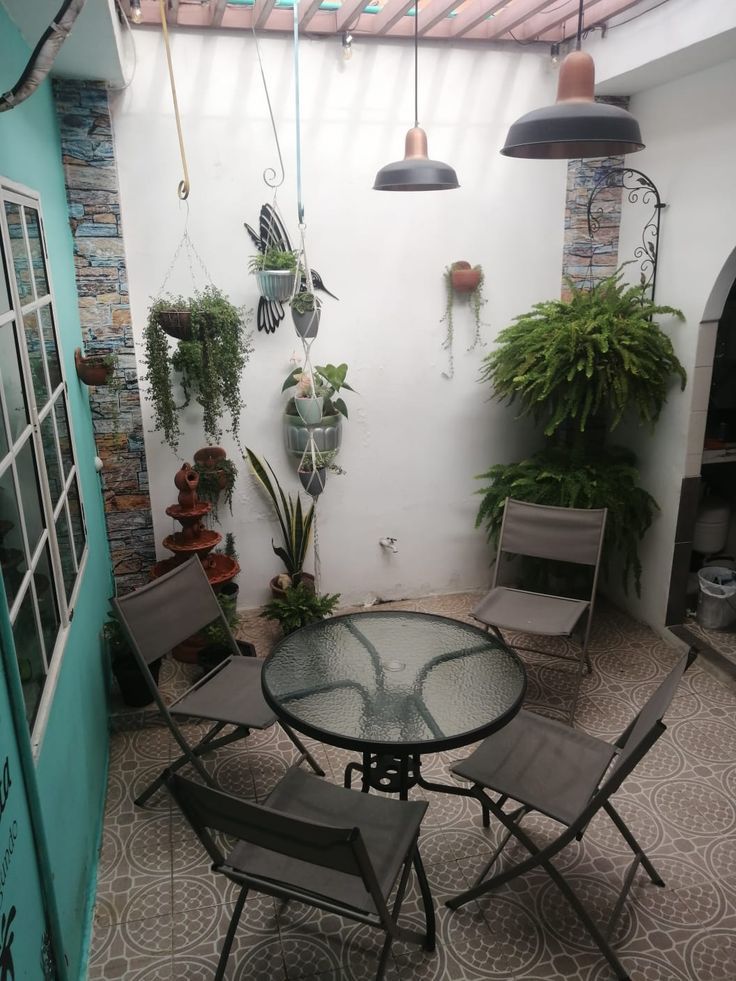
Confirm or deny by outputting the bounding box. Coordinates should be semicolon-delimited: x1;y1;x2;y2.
404;126;430;160
556;50;596;104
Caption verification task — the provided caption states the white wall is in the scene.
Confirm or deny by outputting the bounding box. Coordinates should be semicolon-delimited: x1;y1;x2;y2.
610;56;736;626
111;29;566;608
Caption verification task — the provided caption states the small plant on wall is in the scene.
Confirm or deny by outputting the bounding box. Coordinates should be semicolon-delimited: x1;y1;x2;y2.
144;287;253;451
441;261;486;379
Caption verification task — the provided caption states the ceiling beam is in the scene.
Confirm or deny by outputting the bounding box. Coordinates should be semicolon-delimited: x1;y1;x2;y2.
335;0;368;32
165;0;179;25
449;0;512;40
254;0;277;30
372;0;415;36
519;0;643;42
416;0;461;37
299;0;324;30
475;0;560;42
211;0;228;28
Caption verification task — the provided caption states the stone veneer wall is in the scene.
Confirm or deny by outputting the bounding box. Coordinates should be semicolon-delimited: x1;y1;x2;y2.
53;80;155;594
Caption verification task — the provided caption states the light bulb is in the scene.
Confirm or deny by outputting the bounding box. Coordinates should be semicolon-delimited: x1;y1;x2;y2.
550;43;560;67
130;0;143;24
342;32;353;61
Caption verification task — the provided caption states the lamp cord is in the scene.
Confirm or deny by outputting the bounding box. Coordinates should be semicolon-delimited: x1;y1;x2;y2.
576;0;583;50
414;3;419;127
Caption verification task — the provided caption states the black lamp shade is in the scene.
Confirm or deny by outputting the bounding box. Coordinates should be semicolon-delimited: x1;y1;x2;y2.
501;51;644;161
374;126;459;191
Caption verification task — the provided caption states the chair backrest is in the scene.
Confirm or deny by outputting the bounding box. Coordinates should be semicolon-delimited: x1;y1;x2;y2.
113;557;234;665
608;649;696;783
498;498;608;567
167;773;381;897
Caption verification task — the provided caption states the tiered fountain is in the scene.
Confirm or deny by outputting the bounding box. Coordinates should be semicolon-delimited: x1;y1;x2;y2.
151;463;239;588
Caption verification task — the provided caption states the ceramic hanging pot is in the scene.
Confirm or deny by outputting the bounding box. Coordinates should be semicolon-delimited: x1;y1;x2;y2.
450;261;481;294
295;395;324;425
298;467;327;497
255;270;299;302
292;304;321;339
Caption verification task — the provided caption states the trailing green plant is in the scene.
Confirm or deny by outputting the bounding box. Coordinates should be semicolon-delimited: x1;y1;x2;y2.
290;290;319;315
282;363;355;419
192;456;238;521
248;247;299;273
260;581;340;636
144;288;253;451
441;263;486;378
298;450;345;475
246;448;314;584
481;271;686;437
475;445;657;596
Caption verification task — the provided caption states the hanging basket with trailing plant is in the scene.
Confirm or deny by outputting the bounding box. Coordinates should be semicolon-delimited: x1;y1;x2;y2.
441;261;486;378
143;287;253;452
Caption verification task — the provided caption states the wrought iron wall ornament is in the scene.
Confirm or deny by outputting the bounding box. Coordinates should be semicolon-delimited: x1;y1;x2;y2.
587;167;665;300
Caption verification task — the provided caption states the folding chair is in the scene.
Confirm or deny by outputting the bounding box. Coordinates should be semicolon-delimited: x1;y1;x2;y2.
472;497;607;723
112;557;324;807
167;766;436;981
446;650;696;981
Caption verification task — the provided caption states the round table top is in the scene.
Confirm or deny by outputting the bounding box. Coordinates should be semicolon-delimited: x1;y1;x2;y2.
262;610;527;755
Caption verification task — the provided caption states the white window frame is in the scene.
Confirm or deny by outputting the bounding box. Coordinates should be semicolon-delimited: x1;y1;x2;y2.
0;176;89;755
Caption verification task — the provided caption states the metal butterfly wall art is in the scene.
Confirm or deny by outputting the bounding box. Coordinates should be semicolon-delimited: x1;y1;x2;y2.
245;204;338;334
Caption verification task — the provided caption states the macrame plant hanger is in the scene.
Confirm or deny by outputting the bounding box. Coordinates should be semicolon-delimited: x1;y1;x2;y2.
154;0;212;300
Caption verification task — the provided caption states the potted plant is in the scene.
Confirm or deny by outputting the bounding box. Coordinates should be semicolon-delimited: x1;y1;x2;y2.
260;581;340;636
245;448;315;595
292;371;324;425
249;247;299;301
143;287;253;451
290;290;321;339
441;261;486;378
297;451;345;497
193;447;238;521
481;271;686;438
148;293;192;341
74;348;117;387
282;363;355;460
104;611;161;707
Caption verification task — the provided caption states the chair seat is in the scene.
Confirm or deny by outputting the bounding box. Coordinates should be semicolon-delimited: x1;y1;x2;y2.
451;709;616;826
172;657;275;729
227;767;428;915
472;587;589;637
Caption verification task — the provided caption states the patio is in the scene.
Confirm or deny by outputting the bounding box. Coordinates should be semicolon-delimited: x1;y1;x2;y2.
90;594;736;980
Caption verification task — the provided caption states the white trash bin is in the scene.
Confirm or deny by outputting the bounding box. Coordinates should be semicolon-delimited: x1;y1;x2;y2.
696;566;736;630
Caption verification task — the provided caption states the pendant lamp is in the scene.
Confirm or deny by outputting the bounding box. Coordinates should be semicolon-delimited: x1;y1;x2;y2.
501;0;644;160
374;4;459;191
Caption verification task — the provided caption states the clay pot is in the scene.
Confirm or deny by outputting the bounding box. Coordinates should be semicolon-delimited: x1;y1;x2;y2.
450;261;481;294
269;572;315;599
172;632;207;663
194;446;227;466
174;463;199;509
74;348;114;386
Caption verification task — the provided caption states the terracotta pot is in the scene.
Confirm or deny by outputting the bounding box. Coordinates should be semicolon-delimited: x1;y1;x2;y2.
171;632;207;663
174;463;199;509
194;446;227;467
269;572;315;599
450;262;481;294
74;348;113;386
157;309;192;341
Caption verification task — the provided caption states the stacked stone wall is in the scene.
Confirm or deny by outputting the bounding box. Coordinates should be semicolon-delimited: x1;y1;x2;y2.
53;80;155;594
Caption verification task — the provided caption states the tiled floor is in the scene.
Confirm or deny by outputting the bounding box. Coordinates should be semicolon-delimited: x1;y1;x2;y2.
91;595;736;980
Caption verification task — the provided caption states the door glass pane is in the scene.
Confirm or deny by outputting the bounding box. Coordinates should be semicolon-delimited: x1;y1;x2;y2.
0;399;7;458
38;305;62;391
55;504;76;601
23;310;48;407
41;413;62;506
24;208;49;297
16;439;44;558
13;587;45;727
0;320;28;442
34;544;59;658
67;476;85;565
0;248;10;316
4;203;32;303
54;397;73;476
0;467;28;607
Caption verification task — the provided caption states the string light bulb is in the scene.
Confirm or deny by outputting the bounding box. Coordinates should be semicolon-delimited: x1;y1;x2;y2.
550;43;560;67
342;32;353;61
130;0;143;24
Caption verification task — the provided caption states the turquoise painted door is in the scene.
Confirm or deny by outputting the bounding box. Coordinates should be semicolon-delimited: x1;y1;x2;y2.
0;656;53;980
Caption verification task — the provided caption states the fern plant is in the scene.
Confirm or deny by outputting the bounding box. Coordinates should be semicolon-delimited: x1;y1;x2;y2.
481;271;686;436
475;446;657;596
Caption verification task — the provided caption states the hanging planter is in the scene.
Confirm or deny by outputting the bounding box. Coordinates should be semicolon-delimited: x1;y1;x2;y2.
295;395;324;425
153;306;193;341
74;348;116;386
291;292;321;339
298;466;327;497
450;260;482;294
440;261;487;379
249;248;299;302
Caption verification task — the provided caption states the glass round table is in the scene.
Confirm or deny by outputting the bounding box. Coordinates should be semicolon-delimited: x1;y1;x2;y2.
262;611;527;797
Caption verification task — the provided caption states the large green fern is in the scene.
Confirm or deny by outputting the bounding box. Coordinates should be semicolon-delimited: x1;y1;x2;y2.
481;272;686;435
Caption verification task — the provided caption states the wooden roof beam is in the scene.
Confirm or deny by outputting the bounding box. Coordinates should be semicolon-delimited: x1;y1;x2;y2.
519;0;643;42
416;0;462;37
166;0;180;26
210;0;228;28
448;0;515;40
299;0;325;30
335;0;370;33
254;0;277;30
372;0;415;36
471;0;560;42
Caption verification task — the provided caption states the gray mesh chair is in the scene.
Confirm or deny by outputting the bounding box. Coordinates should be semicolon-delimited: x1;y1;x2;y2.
446;650;696;981
167;766;436;981
472;497;607;722
112;557;324;807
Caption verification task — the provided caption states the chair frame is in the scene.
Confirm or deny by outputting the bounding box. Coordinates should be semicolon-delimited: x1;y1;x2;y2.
476;497;608;722
446;650;696;981
167;772;436;981
112;557;323;807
